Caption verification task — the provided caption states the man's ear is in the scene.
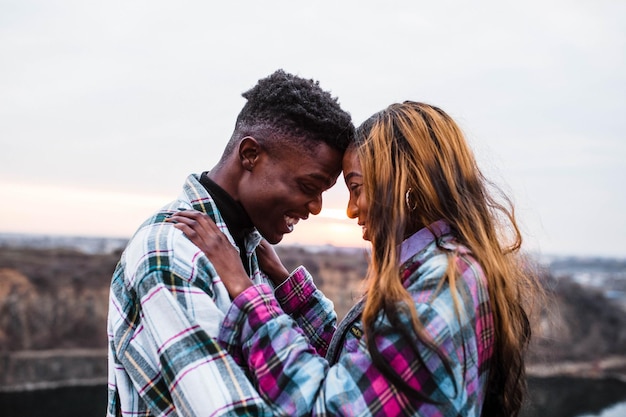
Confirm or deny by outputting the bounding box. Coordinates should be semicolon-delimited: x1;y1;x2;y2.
238;137;261;171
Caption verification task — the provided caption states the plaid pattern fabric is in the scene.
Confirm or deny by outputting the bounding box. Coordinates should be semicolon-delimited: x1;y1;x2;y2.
218;220;495;416
273;266;337;358
107;174;336;416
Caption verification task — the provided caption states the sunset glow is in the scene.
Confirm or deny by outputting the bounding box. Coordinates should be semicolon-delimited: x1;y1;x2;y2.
0;180;366;248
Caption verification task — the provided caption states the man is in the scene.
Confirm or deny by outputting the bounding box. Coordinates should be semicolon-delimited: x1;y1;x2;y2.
106;69;354;416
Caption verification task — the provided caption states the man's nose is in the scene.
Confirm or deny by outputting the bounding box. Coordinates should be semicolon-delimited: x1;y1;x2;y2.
307;194;323;215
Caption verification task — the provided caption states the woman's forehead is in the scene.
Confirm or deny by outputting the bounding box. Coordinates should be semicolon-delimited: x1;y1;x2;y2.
342;148;362;180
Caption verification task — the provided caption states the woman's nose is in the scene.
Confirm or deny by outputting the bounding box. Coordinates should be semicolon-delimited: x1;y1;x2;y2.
346;199;358;219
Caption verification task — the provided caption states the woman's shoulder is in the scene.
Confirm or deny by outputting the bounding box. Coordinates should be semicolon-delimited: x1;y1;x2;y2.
403;236;487;305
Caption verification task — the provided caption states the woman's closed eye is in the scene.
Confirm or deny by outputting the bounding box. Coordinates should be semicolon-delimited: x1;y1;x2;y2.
349;183;363;196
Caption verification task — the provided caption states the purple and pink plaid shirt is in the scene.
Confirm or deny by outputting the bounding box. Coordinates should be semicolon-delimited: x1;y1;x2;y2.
108;175;493;417
218;220;495;416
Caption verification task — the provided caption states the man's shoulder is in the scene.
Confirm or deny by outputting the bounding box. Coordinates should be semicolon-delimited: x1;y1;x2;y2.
118;221;215;287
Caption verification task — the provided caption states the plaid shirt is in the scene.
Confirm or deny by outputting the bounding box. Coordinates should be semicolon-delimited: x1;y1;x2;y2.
218;220;495;416
106;173;337;416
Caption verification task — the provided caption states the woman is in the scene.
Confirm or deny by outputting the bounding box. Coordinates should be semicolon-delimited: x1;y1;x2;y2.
170;101;538;416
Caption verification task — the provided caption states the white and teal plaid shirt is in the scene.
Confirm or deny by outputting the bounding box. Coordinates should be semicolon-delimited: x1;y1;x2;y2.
106;174;336;416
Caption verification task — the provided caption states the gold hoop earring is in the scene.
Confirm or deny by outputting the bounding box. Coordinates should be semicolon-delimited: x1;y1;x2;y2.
405;188;417;211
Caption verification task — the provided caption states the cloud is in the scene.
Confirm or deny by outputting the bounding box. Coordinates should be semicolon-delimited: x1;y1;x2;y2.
1;1;625;257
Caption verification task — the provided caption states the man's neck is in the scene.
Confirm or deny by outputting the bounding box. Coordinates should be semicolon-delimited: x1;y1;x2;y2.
198;171;254;274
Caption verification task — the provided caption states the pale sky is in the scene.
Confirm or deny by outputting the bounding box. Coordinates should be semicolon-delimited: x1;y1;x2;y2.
1;0;625;258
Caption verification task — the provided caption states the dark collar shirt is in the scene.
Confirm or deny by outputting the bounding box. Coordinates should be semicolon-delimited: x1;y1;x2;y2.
198;171;255;274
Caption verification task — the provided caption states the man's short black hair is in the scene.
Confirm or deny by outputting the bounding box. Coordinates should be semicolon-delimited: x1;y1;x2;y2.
226;69;354;155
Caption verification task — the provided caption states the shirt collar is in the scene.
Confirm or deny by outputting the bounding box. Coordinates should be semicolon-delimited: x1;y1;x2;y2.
198;172;254;243
399;219;451;264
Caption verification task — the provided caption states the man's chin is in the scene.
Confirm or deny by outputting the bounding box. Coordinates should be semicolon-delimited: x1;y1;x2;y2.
262;232;283;245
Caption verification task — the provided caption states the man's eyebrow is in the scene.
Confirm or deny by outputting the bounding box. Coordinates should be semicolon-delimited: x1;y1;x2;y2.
308;173;336;187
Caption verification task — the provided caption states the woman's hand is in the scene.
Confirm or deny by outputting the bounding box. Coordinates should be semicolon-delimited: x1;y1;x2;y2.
167;210;252;298
256;239;290;286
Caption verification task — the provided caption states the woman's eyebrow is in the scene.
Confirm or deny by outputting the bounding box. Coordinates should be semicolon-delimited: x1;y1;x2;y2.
344;172;363;182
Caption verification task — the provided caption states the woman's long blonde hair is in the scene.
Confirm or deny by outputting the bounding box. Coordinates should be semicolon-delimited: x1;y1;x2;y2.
357;101;538;416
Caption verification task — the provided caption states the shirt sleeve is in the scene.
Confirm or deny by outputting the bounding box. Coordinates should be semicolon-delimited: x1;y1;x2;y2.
273;266;337;357
113;269;274;416
217;260;491;416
